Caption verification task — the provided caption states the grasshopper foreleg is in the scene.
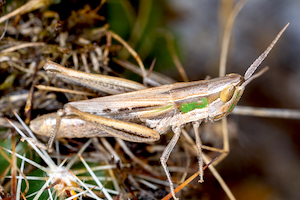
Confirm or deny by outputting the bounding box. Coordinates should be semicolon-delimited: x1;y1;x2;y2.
160;126;181;200
193;121;204;183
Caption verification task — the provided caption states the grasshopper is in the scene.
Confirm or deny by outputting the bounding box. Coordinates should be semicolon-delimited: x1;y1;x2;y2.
30;24;288;199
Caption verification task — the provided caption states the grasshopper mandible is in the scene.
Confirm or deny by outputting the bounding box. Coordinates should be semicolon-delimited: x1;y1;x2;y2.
30;24;288;199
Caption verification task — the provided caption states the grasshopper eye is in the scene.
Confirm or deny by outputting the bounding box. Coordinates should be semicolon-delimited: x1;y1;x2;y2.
220;85;235;102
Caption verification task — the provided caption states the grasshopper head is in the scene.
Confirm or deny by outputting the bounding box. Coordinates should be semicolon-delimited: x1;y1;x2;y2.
207;73;245;121
208;71;261;121
209;23;289;121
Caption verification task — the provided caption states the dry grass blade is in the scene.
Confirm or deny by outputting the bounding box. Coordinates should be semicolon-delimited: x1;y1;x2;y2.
0;118;25;131
10;132;17;200
123;0;152;59
216;2;248;192
219;0;248;76
65;138;93;169
16;153;26;200
0;42;46;54
0;0;52;24
109;31;147;81
36;85;96;97
113;59;176;85
115;138;160;177
7;115;56;168
64;186;96;200
163;30;189;82
0;146;30;198
233;106;300;119
78;155;113;200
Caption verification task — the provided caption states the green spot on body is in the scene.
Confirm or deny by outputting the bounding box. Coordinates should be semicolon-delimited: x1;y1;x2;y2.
179;97;208;113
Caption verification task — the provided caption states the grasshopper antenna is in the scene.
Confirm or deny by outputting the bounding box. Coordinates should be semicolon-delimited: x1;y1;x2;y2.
243;23;289;83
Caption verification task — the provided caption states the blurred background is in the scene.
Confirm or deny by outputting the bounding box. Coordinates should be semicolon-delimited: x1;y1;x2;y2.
0;0;300;199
